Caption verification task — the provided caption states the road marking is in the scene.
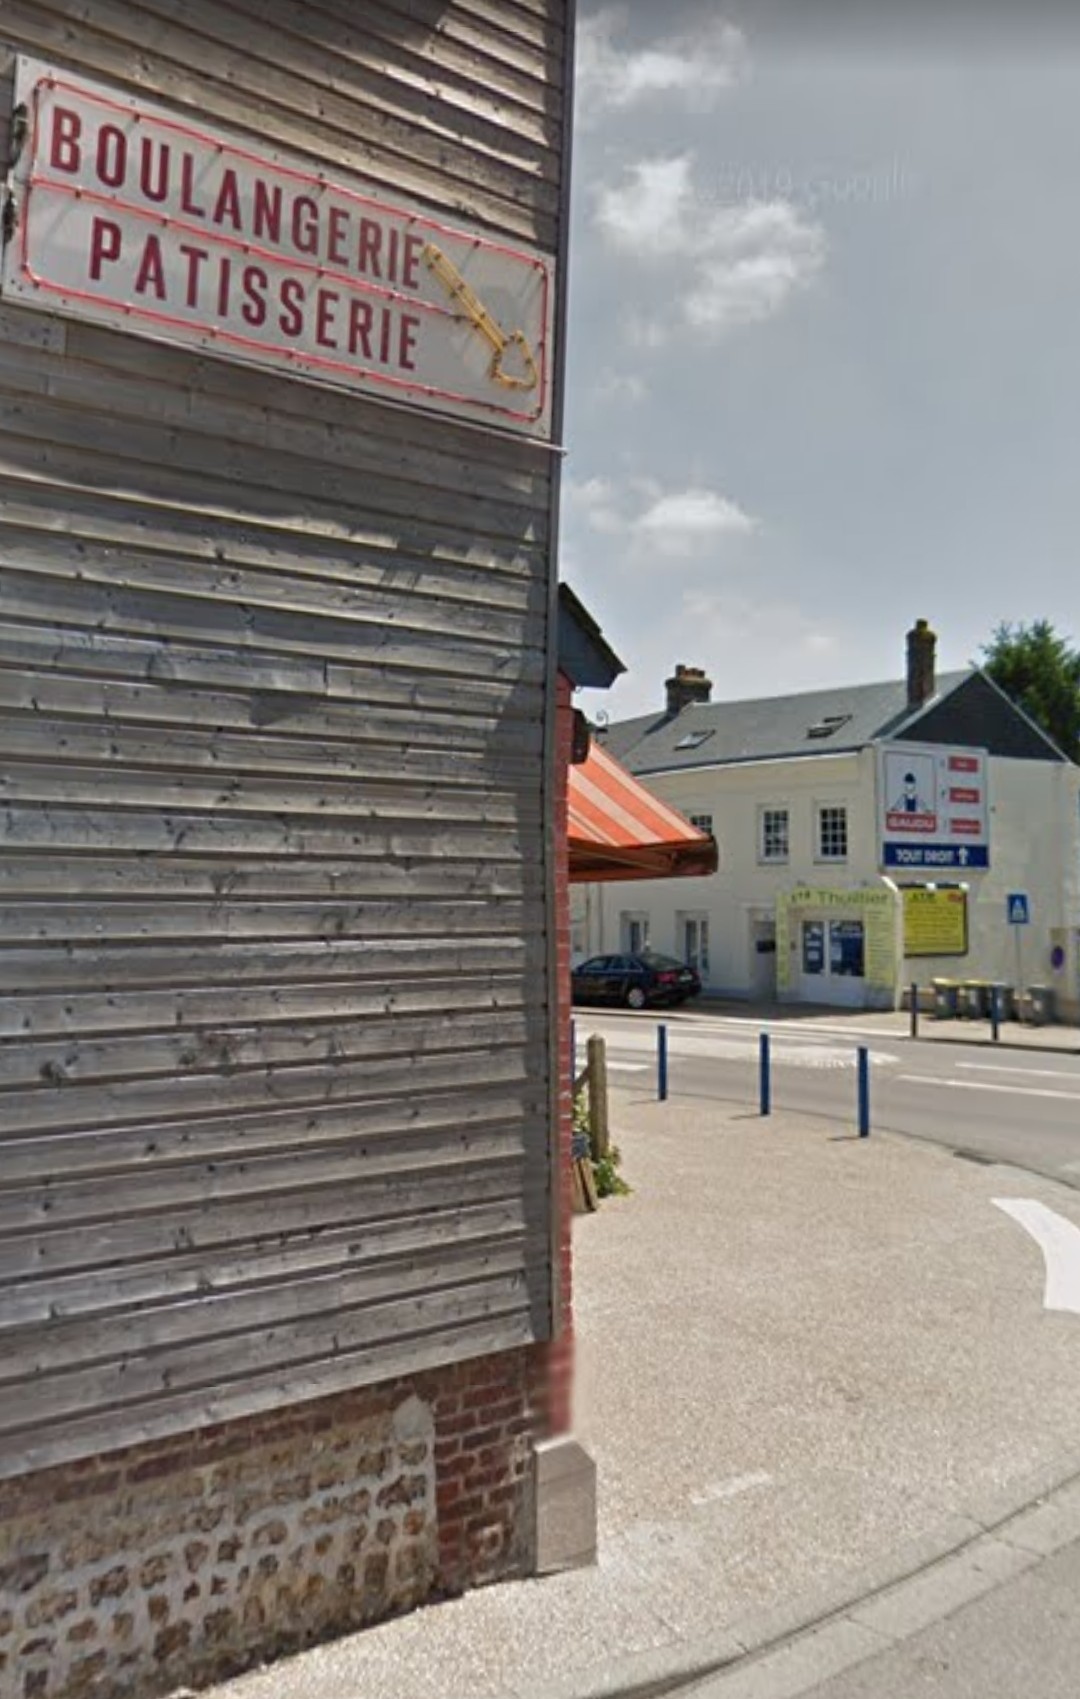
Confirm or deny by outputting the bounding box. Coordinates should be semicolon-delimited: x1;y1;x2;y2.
993;1199;1080;1314
958;1061;1080;1082
605;1063;649;1075
690;1470;772;1507
676;1013;910;1043
896;1073;1080;1102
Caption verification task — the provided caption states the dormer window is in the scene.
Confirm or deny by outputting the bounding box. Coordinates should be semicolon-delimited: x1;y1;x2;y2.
806;714;852;741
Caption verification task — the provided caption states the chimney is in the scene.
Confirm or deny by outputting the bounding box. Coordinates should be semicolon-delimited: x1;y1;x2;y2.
665;663;713;717
906;618;937;708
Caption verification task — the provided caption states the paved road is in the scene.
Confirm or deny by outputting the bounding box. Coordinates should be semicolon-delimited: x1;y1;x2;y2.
573;1006;1080;1188
689;1520;1080;1699
793;1534;1080;1699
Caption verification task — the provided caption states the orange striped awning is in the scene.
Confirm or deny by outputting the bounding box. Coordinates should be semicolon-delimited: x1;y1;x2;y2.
568;740;718;883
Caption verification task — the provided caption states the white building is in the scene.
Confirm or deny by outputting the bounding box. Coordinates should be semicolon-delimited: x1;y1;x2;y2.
574;623;1080;1017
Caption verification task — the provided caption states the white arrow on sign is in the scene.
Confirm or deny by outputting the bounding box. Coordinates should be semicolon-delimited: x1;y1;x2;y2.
993;1199;1080;1313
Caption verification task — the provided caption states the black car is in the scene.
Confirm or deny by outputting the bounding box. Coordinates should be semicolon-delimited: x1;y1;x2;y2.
571;951;702;1010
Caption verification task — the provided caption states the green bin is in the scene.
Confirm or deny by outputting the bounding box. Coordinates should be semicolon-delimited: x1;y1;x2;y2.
932;980;959;1020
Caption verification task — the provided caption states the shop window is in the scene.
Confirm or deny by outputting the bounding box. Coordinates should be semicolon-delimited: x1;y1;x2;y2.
829;920;865;977
816;804;848;861
760;807;789;863
689;812;713;835
802;921;825;974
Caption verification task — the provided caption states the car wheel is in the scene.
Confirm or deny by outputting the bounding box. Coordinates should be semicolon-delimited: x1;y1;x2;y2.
626;985;647;1010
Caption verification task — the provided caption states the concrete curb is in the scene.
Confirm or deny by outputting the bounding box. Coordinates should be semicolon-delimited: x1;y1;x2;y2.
502;1451;1080;1699
915;1030;1080;1057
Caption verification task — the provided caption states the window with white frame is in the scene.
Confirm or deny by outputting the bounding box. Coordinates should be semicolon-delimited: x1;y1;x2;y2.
816;804;849;861
621;912;650;954
689;812;713;835
759;807;789;863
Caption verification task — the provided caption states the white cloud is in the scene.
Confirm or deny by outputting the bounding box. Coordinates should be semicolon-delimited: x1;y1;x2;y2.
595;155;696;252
634;489;756;554
565;475;756;559
592;369;648;406
576;8;747;123
594;155;827;342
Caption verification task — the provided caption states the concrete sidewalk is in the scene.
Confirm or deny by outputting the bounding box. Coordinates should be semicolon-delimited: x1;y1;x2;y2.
201;1092;1080;1699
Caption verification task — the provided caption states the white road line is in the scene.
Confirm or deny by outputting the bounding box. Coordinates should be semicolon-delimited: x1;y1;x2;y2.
896;1073;1080;1102
993;1199;1080;1314
958;1061;1080;1082
690;1470;772;1507
676;1014;909;1042
605;1063;649;1075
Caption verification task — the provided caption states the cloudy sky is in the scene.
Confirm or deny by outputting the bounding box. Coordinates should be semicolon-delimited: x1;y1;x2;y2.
560;2;1080;719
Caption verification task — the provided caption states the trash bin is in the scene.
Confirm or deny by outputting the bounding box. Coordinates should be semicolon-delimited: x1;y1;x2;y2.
932;979;959;1020
1028;985;1056;1026
958;981;985;1020
989;984;1016;1022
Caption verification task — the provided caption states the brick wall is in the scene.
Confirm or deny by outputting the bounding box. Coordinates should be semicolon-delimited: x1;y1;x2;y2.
1;1343;568;1699
0;682;579;1699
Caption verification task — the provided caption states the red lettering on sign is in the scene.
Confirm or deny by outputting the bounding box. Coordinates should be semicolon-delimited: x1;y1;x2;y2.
96;124;127;189
357;218;382;278
315;289;339;349
885;810;937;834
178;243;209;308
951;818;982;835
88;216;122;280
949;755;979;772
180;154;206;219
217;254;232;316
949;786;980;805
278;277;305;338
139;138;170;204
241;265;268;327
253;180;283;245
133;234;167;299
49;107;82;173
399;312;419;371
212;168;242;230
327;207;349;267
348;298;372;358
402;233;424;290
292;197;319;255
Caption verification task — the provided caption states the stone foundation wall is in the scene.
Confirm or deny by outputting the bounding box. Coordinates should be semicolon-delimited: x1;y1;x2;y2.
1;1343;565;1699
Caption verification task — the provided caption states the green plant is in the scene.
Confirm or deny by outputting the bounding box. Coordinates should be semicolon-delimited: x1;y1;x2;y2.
592;1144;631;1199
572;1088;631;1198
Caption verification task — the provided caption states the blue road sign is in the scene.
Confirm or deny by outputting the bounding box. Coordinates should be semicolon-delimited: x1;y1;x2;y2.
1007;893;1030;925
883;843;989;870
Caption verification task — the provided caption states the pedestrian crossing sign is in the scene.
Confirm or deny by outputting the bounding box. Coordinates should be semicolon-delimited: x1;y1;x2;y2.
1007;893;1030;925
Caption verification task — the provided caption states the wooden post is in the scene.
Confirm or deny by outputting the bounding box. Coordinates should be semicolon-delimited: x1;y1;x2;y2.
586;1034;609;1161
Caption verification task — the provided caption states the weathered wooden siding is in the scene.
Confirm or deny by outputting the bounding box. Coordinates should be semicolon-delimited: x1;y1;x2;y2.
0;0;568;1477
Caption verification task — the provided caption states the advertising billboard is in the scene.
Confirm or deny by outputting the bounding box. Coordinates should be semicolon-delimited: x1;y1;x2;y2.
902;887;969;957
878;742;989;870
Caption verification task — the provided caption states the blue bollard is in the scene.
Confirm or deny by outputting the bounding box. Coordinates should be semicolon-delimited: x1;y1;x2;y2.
991;986;1000;1043
910;983;919;1040
857;1046;870;1137
759;1031;771;1117
658;1022;668;1102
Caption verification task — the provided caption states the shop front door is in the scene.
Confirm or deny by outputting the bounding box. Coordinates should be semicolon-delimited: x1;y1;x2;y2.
799;916;866;1006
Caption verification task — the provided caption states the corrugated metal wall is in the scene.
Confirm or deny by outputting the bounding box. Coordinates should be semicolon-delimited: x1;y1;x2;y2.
0;0;567;1477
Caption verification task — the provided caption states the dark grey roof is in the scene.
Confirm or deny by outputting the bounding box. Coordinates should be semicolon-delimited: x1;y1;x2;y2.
557;584;625;691
600;671;972;775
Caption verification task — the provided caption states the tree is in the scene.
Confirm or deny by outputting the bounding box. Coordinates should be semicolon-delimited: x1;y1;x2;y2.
981;620;1080;762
